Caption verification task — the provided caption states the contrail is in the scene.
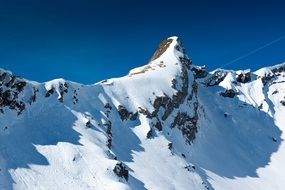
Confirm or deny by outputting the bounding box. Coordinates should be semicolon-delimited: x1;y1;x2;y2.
219;35;285;69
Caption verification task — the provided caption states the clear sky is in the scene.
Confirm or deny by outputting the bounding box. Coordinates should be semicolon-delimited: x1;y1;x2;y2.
1;0;285;84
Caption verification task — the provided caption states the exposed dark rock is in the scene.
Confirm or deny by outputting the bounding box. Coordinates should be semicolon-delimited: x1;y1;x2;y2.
58;83;68;102
179;56;192;70
191;66;208;79
107;138;112;149
73;90;79;104
16;101;25;115
272;90;278;95
45;83;68;103
45;88;54;97
103;120;112;149
104;103;112;110
138;107;150;116
113;162;128;181
73;95;79;104
12;81;27;92
153;95;170;113
205;70;227;87
85;120;92;128
260;73;275;85
280;100;285;106
272;137;277;142
117;105;138;121
272;81;285;85
162;64;189;121
184;164;195;171
170;112;198;144
29;88;38;104
150;38;173;61
202;182;210;190
220;89;237;98
154;121;162;131
0;87;26;115
0;73;7;81
139;53;191;124
146;129;153;138
106;127;112;149
129;112;138;121
6;76;16;88
168;142;173;150
236;72;251;83
117;105;130;121
272;65;285;74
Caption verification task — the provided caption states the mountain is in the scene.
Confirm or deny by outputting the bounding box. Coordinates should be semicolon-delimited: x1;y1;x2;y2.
0;36;285;190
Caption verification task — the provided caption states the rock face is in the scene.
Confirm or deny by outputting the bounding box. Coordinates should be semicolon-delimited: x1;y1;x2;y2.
205;70;227;87
117;105;138;121
150;38;174;61
236;71;251;83
170;111;198;144
113;162;129;181
191;66;208;79
0;70;28;115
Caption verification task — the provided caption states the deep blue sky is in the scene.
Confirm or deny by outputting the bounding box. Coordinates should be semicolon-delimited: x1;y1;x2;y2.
1;0;285;84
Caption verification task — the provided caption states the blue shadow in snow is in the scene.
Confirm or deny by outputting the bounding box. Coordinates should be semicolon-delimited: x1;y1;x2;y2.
0;104;82;189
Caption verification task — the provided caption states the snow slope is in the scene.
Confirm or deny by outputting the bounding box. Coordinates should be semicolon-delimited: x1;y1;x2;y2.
0;36;285;190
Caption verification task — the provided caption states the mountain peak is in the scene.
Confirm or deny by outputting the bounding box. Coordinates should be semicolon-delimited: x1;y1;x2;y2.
127;36;190;78
150;36;185;62
1;37;285;190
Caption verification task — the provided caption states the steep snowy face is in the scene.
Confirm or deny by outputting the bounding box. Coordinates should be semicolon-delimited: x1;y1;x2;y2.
1;37;285;190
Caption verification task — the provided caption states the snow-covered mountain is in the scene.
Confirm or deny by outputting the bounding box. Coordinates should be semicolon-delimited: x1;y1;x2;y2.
1;36;285;190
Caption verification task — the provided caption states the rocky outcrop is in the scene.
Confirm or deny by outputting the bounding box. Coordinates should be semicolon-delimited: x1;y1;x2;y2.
150;38;173;61
45;88;54;97
113;162;129;181
205;70;227;87
29;87;38;105
191;66;208;79
271;65;285;75
58;83;68;102
117;105;138;121
160;57;191;121
104;103;113;149
73;89;79;104
260;73;275;85
0;71;27;115
220;89;237;98
45;82;68;102
170;111;198;144
236;71;251;83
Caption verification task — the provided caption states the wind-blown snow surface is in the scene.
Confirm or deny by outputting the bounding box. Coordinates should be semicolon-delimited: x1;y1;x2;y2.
0;37;285;190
